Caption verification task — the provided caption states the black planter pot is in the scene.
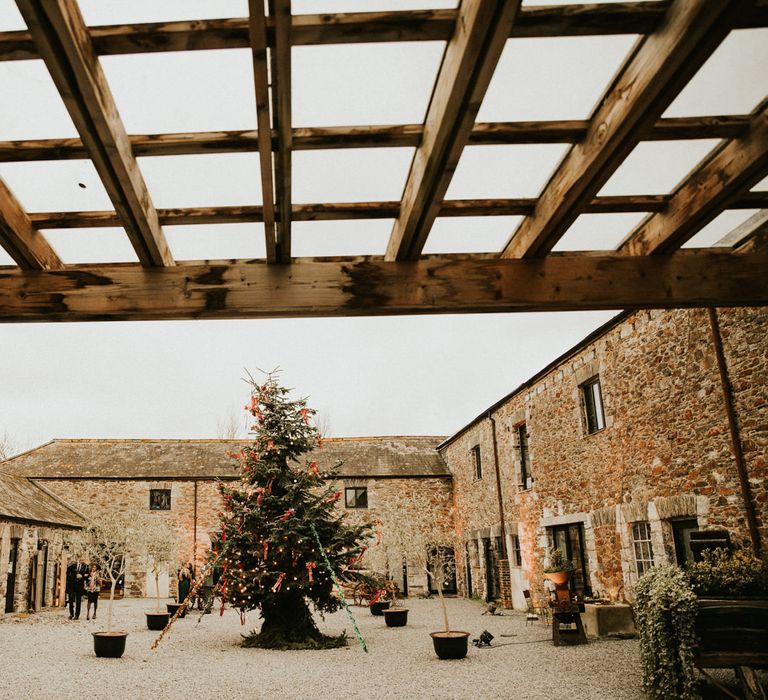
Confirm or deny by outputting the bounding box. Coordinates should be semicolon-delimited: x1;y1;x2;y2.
167;603;186;619
92;632;128;658
430;631;470;660
145;611;170;631
383;607;409;627
370;600;390;616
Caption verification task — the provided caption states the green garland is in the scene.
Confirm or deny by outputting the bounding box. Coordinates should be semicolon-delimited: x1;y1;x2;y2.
634;566;699;700
309;522;368;653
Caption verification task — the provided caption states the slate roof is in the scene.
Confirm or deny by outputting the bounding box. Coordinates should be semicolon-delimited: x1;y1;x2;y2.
2;437;449;480
0;471;85;528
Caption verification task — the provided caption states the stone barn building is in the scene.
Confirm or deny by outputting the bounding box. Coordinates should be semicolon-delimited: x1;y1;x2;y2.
1;307;765;613
0;471;84;614
439;306;767;609
2;436;452;599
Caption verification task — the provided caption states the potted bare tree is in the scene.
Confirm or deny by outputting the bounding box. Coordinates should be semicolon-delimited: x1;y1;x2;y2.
138;518;177;630
82;511;142;658
375;499;468;656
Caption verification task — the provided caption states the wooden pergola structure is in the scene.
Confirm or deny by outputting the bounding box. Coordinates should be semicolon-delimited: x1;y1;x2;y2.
0;0;766;322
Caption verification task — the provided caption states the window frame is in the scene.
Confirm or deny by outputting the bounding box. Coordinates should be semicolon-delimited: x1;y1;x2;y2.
516;422;532;489
471;444;482;480
510;534;522;567
581;376;606;434
631;521;654;578
344;486;368;509
149;488;171;511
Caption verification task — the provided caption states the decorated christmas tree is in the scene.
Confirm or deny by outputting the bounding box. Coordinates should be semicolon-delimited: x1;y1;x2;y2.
210;372;371;649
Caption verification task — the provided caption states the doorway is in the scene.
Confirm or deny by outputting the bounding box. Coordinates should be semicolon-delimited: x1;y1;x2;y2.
427;547;457;595
549;523;591;597
5;538;19;613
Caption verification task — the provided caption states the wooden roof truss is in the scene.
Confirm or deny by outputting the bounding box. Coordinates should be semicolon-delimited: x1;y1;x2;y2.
0;0;766;322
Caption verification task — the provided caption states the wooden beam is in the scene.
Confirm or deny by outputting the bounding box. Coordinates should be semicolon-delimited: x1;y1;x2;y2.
0;116;753;163
501;0;742;260
3;3;766;60
715;210;768;252
386;0;521;261
0;177;63;270
27;192;768;229
270;0;292;263
0;251;765;322
16;0;174;268
247;0;277;262
618;102;768;255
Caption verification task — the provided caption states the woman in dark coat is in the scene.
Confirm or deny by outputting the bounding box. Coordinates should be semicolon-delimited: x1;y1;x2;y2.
177;563;193;603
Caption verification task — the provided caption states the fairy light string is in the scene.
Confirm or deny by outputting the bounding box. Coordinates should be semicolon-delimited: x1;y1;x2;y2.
309;522;368;653
150;538;233;651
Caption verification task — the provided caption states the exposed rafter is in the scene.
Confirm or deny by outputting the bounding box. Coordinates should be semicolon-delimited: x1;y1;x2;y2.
618;101;768;255
715;210;768;252
0;1;764;318
2;3;766;61
0;252;765;323
501;0;743;260
247;0;277;262
270;0;292;263
0;177;63;270
26;192;768;230
386;0;521;261
16;0;174;268
0;115;754;163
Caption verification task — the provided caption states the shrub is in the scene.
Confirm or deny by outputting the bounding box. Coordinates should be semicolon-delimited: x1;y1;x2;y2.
687;548;768;598
634;566;699;700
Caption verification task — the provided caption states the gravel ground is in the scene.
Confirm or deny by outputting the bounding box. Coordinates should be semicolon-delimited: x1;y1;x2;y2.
0;596;650;700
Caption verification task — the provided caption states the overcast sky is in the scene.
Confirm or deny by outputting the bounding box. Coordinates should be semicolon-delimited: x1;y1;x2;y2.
0;1;765;452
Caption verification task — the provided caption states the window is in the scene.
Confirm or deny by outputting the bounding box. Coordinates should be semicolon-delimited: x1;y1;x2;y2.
494;535;506;558
344;487;368;508
581;376;606;434
671;518;699;566
471;444;482;479
517;423;532;489
149;488;171;510
510;535;522;567
632;522;654;577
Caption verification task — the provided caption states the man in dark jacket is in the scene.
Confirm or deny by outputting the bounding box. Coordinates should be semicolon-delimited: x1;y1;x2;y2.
66;557;88;619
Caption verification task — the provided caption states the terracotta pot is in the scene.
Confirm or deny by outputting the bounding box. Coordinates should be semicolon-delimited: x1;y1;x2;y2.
544;571;570;586
383;607;409;627
369;600;390;616
430;631;470;659
145;611;170;631
92;631;128;658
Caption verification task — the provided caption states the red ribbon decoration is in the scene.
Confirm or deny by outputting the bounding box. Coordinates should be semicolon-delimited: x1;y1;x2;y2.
306;562;316;583
278;507;295;522
300;408;310;425
308;461;319;476
271;572;286;593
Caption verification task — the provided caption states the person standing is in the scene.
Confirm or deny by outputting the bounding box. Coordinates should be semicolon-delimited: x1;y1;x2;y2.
67;557;88;620
177;562;192;604
65;559;77;619
85;564;100;620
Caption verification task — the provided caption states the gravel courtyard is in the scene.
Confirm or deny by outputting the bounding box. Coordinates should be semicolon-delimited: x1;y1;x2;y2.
0;596;647;700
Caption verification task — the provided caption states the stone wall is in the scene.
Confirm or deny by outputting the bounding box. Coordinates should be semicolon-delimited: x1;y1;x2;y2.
35;475;453;598
441;307;768;609
0;520;73;614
